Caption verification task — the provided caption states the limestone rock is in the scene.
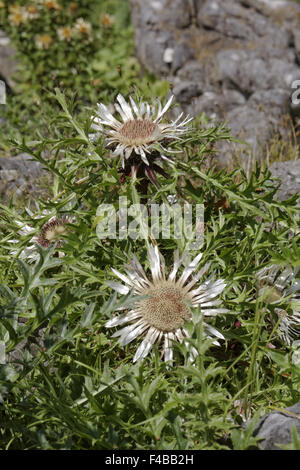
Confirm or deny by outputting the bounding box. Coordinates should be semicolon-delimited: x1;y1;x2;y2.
0;153;49;203
254;402;300;450
129;0;300;167
269;159;300;203
0;29;18;89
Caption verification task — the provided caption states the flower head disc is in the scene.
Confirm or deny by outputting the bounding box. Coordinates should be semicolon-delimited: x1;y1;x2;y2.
106;246;228;364
118;119;159;147
137;281;191;332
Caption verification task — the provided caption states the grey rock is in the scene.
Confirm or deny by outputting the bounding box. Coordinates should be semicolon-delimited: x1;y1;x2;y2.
7;324;47;371
172;80;203;104
0;153;49;203
216;106;276;167
137;30;173;76
269;59;300;89
216;53;300;96
0;29;18;89
216;51;269;95
269;159;300;203
0;153;43;178
248;89;290;114
176;60;207;84
186;90;246;122
130;0;300;168
293;28;300;63
161;0;192;29
197;0;268;39
243;0;300;19
226;106;273;144
130;0;194;76
254;402;300;450
169;40;195;74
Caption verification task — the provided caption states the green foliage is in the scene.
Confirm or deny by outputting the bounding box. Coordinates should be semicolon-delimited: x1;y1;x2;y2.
231;415;262;450
0;88;299;449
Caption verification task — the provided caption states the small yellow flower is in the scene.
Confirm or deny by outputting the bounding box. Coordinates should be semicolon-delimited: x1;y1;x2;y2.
8;8;28;26
35;33;53;49
74;17;92;36
43;0;61;10
57;26;73;42
8;4;22;13
26;5;40;19
69;2;78;13
0;2;5;8
100;14;114;28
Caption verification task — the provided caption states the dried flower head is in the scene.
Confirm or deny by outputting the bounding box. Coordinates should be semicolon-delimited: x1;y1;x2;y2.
106;246;228;364
257;264;300;345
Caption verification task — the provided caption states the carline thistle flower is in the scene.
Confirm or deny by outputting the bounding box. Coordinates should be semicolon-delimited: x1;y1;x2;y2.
9;215;74;262
257;264;300;345
105;245;228;364
90;94;192;186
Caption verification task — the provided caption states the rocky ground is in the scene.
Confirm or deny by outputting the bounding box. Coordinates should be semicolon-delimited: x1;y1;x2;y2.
0;153;50;204
254;402;300;450
0;28;16;90
270;158;300;202
130;0;300;168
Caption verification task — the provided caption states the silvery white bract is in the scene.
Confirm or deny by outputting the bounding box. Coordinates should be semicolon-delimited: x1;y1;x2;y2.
105;245;228;364
8;220;40;262
257;264;300;345
90;93;192;168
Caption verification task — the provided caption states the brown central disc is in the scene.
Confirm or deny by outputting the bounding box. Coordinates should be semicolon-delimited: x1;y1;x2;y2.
119;119;158;143
136;281;191;332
